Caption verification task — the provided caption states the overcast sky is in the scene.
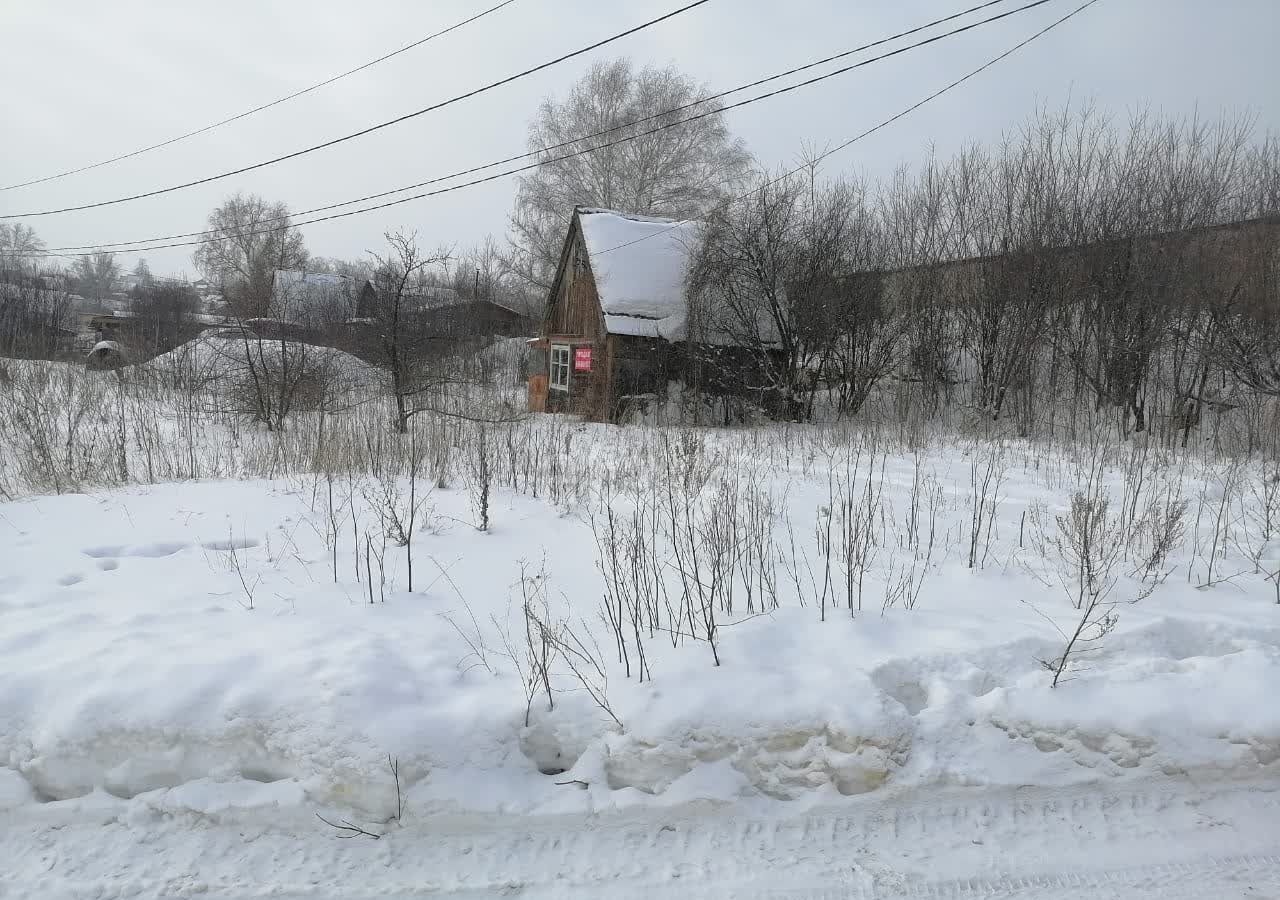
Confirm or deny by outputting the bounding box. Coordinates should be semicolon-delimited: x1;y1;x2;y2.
1;0;1276;278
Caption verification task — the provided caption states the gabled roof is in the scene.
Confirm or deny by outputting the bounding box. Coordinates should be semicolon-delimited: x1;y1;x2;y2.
575;207;703;341
548;206;779;348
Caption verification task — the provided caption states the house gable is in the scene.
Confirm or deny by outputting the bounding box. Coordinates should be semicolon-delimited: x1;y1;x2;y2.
544;210;606;341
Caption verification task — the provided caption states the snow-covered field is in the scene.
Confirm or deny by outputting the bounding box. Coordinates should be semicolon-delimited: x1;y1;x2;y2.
1;361;1279;897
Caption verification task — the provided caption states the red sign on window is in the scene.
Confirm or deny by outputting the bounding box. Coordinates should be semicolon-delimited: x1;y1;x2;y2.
573;346;593;372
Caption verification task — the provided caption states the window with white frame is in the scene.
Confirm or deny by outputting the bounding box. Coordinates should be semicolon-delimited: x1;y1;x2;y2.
550;344;571;391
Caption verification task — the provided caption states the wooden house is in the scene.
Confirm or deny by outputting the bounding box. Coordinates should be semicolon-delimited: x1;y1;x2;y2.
530;207;779;422
414;298;530;338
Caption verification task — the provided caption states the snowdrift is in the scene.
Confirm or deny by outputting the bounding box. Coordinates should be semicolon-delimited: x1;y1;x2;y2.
137;331;383;412
2;476;1277;822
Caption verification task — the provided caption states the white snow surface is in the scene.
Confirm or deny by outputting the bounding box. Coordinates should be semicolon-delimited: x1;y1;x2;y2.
140;332;380;402
2;430;1279;896
577;208;704;341
2;471;1277;814
6;776;1280;898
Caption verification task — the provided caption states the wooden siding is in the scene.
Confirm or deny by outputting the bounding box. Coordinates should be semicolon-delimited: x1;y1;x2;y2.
542;219;612;420
527;373;547;413
547;223;605;341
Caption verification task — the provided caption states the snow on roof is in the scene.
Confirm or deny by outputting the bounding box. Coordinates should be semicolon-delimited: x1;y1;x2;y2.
576;208;703;341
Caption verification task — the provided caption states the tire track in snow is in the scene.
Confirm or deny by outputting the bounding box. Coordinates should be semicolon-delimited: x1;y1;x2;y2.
128;853;1280;898
4;779;1278;898
573;853;1280;899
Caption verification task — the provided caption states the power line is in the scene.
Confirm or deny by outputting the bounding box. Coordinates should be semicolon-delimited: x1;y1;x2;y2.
32;0;1049;259
38;0;1016;254
0;0;715;220
596;0;1103;257
0;0;522;193
32;0;1068;261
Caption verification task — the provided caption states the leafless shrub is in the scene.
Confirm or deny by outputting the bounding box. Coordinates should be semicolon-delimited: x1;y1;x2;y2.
432;555;498;678
735;477;781;614
966;440;1008;569
464;423;493;532
837;451;884;616
883;455;943;611
504;559;559;727
225;336;347;432
223;529;260;611
1034;490;1155;687
1191;459;1246;587
809;491;836;622
552;620;623;731
1229;463;1280;602
1132;491;1189;584
592;503;650;682
363;435;432;592
365;532;388;604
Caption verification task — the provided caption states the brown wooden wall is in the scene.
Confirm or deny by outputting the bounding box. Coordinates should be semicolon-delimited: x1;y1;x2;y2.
542;220;612;420
547;223;605;340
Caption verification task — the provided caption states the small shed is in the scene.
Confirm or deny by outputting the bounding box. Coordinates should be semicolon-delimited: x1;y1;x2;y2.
533;207;777;422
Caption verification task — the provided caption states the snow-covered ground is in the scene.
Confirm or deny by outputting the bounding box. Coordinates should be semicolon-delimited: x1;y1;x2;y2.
2;398;1278;896
6;777;1280;898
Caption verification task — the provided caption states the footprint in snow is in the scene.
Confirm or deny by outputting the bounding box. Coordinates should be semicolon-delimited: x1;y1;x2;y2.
55;573;84;587
82;541;188;559
127;541;189;558
82;546;123;559
199;537;260;552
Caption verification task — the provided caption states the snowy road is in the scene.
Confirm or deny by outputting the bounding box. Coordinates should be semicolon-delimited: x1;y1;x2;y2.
4;776;1278;898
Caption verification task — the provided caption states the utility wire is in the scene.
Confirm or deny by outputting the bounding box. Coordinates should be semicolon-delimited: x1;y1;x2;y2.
38;0;1015;254
33;0;1095;262
596;0;1102;257
0;0;522;193
31;0;1048;258
0;0;714;219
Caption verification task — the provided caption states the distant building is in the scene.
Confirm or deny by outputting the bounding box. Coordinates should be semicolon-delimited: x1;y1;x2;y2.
355;283;528;337
113;273;144;295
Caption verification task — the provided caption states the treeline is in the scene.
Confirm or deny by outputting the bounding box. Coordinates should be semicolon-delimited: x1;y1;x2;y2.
692;106;1280;449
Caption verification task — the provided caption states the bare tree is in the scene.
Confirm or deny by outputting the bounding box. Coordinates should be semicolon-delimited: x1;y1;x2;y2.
0;268;74;359
1060;111;1258;434
1206;141;1280;400
688;168;899;420
72;251;121;303
131;258;154;290
0;223;44;275
877;157;958;413
131;281;199;354
223;243;341;432
948;128;1063;427
687;173;805;418
509;58;751;288
369;230;452;433
193;193;307;318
